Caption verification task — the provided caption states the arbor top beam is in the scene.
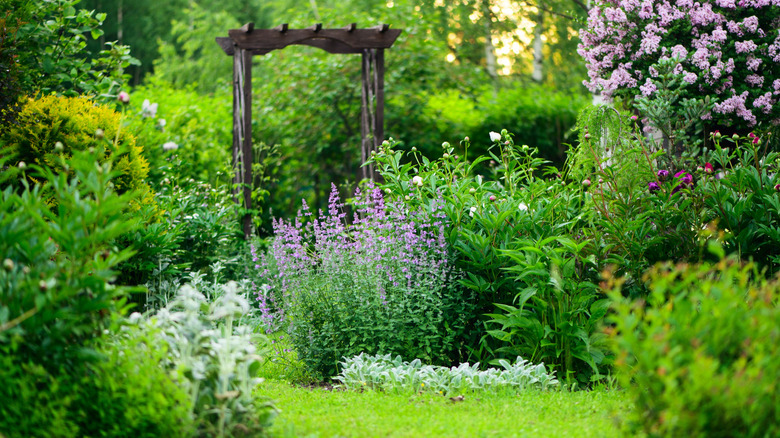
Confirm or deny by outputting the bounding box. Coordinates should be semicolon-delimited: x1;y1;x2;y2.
216;23;402;56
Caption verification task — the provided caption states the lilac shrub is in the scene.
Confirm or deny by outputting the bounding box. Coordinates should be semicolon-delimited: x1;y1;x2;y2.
252;183;474;379
579;0;780;128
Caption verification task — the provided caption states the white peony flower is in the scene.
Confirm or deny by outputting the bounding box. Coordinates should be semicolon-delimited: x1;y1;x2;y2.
163;141;179;151
518;202;528;211
142;99;158;118
489;131;502;142
412;175;423;187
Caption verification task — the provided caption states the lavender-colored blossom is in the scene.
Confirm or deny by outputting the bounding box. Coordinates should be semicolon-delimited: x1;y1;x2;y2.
657;169;670;180
579;0;780;127
252;182;459;331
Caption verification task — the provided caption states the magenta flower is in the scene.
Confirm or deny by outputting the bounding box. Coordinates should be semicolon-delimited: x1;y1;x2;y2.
672;170;694;194
704;163;714;174
657;169;670;181
648;181;661;193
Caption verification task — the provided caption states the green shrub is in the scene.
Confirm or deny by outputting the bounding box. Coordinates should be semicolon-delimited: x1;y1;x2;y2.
0;355;77;437
703;134;780;276
368;133;611;385
73;323;194;438
0;325;195;438
0;149;137;368
0;0;137;122
0;94;153;207
126;78;233;186
0;149;194;437
472;84;589;166
607;257;780;437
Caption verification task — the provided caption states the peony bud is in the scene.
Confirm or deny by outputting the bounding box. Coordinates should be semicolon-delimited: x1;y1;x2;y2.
117;91;130;104
582;178;591;187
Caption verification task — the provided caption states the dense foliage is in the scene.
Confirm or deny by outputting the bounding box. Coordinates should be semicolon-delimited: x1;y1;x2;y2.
0;151;192;437
608;258;780;437
0;0;137;122
1;95;153;205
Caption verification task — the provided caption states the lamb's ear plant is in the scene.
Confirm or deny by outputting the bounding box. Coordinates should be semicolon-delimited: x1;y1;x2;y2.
334;353;558;395
139;280;277;437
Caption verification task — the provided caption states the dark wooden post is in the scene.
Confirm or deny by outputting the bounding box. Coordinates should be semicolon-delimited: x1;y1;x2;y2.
228;27;254;239
360;48;375;182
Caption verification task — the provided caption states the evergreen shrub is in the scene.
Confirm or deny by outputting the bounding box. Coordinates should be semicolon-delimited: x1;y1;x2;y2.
0;94;153;206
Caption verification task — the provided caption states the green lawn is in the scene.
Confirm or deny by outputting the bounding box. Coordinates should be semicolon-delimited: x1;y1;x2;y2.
258;380;632;438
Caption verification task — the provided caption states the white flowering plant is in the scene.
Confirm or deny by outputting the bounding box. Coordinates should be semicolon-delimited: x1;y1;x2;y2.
579;0;780;129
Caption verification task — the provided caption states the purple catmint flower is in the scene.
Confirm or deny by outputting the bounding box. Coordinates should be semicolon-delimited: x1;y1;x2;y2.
252;181;460;327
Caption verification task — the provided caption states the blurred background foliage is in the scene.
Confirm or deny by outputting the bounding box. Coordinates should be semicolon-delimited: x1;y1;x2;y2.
3;0;591;233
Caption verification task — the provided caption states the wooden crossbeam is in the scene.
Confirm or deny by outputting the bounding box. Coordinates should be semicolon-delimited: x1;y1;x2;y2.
223;24;401;52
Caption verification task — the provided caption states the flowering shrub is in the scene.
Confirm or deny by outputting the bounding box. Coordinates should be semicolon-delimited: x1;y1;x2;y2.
579;0;780;128
254;183;474;379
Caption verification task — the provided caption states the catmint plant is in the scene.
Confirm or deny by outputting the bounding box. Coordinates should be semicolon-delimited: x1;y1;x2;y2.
253;182;474;379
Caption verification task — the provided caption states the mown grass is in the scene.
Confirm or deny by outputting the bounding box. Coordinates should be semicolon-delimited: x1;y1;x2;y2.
257;379;632;438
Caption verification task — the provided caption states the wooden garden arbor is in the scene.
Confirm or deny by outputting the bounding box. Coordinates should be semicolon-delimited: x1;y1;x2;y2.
216;23;402;237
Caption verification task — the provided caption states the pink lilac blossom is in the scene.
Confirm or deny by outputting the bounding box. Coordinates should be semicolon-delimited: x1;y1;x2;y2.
640;78;658;96
746;55;762;71
735;40;758;53
746;74;765;87
579;0;780;127
753;92;775;113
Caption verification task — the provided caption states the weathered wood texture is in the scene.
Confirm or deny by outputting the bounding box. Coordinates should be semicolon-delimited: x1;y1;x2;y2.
217;23;401;238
